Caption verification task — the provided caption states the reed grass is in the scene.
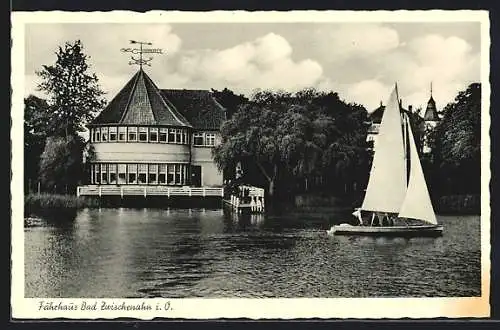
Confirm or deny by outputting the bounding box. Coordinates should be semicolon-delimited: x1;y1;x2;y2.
24;193;99;216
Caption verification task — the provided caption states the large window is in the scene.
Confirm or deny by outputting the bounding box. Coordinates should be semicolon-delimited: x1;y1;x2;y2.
101;164;108;184
92;163;188;185
205;133;216;146
101;127;108;142
149;127;158;142
167;164;175;184
118;127;127;141
139;127;148;142
95;165;100;183
109;164;117;184
149;164;158;184
128;127;137;141
109;127;117;141
127;164;137;184
118;164;127;184
138;164;147;183
159;128;168;142
168;129;176;143
95;129;101;142
193;133;204;146
158;164;166;184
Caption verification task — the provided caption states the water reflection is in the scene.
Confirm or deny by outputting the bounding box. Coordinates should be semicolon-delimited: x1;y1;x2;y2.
25;209;481;298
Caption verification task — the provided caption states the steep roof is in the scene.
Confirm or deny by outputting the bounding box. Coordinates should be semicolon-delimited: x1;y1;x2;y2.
369;102;385;124
90;69;191;127
369;101;423;125
424;95;440;121
161;89;226;130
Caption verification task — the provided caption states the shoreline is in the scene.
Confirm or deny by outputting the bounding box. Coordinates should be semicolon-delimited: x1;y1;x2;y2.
24;192;481;219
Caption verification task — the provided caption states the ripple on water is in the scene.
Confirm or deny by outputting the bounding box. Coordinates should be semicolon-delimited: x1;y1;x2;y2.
24;210;481;298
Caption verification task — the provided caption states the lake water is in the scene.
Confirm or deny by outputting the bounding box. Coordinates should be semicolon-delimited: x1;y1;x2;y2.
24;208;481;298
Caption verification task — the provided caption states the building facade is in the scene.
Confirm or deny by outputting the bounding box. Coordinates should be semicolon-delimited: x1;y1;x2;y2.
366;87;440;154
85;68;226;188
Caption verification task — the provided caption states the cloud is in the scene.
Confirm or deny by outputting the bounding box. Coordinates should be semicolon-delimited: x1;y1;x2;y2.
165;33;324;94
316;24;400;61
25;23;182;97
23;24;480;113
346;80;392;110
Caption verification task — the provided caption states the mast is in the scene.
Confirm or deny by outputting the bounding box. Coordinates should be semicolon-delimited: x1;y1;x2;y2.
362;85;408;214
398;115;437;224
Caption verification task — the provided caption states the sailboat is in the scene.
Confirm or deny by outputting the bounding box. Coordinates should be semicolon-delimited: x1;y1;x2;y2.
327;84;443;237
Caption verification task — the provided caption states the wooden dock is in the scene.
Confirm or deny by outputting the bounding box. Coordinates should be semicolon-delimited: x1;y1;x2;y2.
77;185;224;198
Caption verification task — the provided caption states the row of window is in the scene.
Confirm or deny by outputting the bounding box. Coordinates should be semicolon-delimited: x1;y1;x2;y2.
91;163;189;185
89;127;216;146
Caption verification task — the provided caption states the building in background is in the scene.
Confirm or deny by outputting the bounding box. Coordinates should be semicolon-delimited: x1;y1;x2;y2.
83;68;226;188
366;85;440;154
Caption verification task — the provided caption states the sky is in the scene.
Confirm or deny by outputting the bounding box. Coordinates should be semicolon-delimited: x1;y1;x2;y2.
24;22;481;112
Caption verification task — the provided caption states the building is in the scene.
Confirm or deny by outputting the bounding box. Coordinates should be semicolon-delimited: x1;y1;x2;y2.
80;68;226;194
422;86;441;154
366;86;439;153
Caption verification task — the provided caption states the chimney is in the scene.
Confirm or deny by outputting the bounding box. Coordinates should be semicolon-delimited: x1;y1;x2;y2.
408;105;413;112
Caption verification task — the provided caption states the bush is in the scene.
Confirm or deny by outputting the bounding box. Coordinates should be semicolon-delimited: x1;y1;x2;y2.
24;193;99;216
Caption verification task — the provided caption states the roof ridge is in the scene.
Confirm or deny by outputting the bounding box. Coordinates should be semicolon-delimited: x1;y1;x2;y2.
142;71;191;127
118;70;141;123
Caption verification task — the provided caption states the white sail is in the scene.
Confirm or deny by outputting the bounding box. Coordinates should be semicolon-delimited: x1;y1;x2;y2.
398;115;438;225
362;86;407;213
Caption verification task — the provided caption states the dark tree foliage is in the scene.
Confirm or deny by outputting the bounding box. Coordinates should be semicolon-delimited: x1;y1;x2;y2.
39;135;87;194
26;40;106;194
36;40;106;138
213;88;370;200
24;95;51;192
429;83;481;195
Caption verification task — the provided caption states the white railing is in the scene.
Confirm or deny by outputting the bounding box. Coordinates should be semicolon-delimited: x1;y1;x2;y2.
77;185;224;197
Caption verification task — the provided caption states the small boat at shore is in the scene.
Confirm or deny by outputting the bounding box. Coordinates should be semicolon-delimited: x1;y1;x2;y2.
328;84;443;237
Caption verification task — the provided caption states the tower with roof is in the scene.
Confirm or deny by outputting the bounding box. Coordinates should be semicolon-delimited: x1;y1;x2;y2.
422;82;440;154
84;41;226;189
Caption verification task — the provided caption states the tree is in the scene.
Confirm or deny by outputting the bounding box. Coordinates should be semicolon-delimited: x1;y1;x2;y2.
429;83;481;194
24;95;51;192
213;88;369;200
39;135;87;194
36;40;106;139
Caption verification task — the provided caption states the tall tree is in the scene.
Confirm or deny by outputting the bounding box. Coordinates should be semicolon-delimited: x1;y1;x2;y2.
36;40;106;138
24;95;51;192
429;83;481;194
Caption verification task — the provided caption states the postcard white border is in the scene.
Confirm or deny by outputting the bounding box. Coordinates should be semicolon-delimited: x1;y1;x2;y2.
11;10;491;319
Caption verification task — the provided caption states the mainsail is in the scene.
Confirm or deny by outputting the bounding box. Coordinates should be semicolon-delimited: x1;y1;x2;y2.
362;86;407;213
398;115;438;224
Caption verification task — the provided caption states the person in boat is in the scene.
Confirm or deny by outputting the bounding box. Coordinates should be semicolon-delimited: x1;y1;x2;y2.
370;212;380;226
352;209;363;226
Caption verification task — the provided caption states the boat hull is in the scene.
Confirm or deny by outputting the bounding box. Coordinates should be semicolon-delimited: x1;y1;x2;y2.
327;224;443;237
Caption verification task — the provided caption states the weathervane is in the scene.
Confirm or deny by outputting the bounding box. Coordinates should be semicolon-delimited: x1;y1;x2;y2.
121;40;163;68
